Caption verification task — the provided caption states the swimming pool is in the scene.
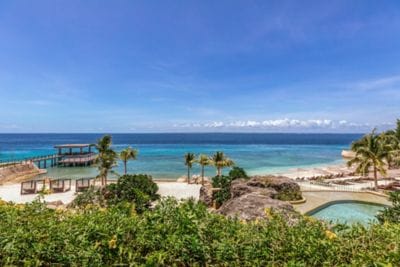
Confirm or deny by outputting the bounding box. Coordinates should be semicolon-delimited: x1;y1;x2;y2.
307;201;387;225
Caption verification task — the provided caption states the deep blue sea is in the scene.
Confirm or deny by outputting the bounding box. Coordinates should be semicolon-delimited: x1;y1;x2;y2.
0;133;362;179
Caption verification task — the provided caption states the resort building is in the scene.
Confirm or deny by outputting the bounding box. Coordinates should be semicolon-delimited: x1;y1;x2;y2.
54;144;97;167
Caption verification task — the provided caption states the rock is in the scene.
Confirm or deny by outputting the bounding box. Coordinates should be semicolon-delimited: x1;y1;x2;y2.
217;192;295;221
248;176;302;201
230;179;277;199
215;175;302;222
199;183;214;207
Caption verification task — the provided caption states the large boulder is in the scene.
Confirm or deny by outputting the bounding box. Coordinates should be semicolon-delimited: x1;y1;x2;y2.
199;183;214;207
248;176;302;201
230;179;277;199
215;175;302;221
217;192;295;221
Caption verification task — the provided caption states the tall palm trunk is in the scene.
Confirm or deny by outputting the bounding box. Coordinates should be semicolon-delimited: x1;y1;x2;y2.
201;165;205;185
373;165;378;190
124;160;127;175
217;167;221;177
187;167;190;184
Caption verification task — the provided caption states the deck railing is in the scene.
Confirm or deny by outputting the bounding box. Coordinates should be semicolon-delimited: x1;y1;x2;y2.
298;178;396;193
0;154;60;166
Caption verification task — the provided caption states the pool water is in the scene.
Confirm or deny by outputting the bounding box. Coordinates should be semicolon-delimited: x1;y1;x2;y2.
308;201;386;225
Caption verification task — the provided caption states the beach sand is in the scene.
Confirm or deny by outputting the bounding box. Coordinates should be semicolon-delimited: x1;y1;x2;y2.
0;182;202;205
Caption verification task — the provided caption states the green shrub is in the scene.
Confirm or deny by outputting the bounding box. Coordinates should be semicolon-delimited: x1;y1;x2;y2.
0;199;400;266
211;175;232;206
114;174;159;202
228;166;249;179
212;167;249;206
377;191;400;223
275;190;303;201
70;185;107;208
71;174;159;213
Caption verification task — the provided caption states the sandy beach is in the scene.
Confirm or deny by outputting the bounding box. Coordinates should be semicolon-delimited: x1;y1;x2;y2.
0;182;202;205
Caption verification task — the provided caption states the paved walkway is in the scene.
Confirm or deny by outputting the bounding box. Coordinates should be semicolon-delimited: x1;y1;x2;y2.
293;191;391;214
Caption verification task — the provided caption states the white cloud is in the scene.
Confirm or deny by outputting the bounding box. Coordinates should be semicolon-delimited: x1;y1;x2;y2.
351;75;400;92
172;118;392;132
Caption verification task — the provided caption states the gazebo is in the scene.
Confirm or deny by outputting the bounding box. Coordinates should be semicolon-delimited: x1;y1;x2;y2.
54;144;97;167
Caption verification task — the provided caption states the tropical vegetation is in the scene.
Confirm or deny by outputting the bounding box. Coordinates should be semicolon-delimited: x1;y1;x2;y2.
95;135;118;186
348;120;400;190
182;152;236;183
228;166;248;179
71;174;159;213
1;198;400;266
184;152;196;183
119;146;138;175
211;151;235;176
377;191;400;223
211;167;249;206
197;154;211;185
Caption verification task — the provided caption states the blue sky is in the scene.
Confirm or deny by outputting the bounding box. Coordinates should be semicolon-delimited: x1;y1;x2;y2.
0;0;400;133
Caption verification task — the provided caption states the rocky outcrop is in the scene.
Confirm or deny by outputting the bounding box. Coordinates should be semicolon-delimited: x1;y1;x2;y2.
249;176;302;201
199;183;214;207
214;175;302;221
218;192;295;221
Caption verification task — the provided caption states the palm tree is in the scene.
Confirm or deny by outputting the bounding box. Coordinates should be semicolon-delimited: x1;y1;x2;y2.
384;119;400;168
95;135;118;186
347;130;390;190
211;151;234;177
197;154;211;185
97;151;118;185
120;147;138;175
184;153;196;184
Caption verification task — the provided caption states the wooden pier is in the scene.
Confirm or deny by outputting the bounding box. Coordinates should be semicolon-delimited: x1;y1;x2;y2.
1;144;97;169
0;154;61;169
55;144;97;167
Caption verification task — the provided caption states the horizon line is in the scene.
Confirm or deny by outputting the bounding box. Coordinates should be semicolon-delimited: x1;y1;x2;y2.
0;132;366;135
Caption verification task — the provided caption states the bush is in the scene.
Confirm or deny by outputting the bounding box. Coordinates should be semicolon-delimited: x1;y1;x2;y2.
71;174;159;213
212;167;249;206
377;191;400;223
228;166;249;179
70;186;107;208
1;199;400;265
114;174;159;202
211;175;232;206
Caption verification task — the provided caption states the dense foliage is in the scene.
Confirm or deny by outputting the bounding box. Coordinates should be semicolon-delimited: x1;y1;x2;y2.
348;119;400;190
211;167;251;206
211;175;233;206
95;135;118;185
0;198;400;266
71;174;159;213
275;187;303;201
377;191;400;223
228;166;249;179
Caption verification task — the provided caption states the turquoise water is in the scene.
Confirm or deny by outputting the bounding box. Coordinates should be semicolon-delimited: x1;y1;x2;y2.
309;201;386;225
0;133;360;179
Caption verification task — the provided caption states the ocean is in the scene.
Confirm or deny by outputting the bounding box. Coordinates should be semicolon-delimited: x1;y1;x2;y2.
0;133;362;179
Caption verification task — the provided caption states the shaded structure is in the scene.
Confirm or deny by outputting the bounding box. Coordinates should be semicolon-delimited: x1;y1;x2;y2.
75;178;94;192
50;178;72;193
20;180;45;195
54;144;97;167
